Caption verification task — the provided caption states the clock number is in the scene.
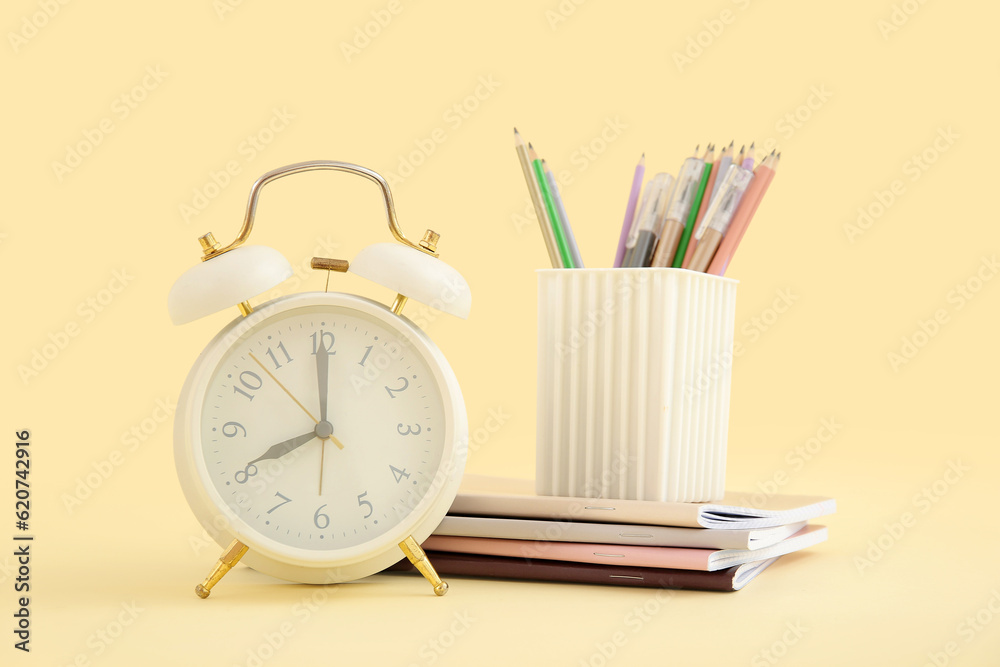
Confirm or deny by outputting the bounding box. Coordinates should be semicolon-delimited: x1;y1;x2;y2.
233;371;263;401
265;341;293;369
390;465;410;483
222;421;247;438
357;491;374;519
313;504;330;529
267;492;292;514
358;345;373;367
397;423;421;436
385;376;409;399
234;463;258;484
310;331;336;355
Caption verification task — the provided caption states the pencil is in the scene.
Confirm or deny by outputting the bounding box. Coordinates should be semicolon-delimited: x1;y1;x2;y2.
514;128;560;267
544;160;584;268
673;144;714;268
532;146;575;268
707;151;779;276
741;142;756;170
709;140;733;204
613;154;645;267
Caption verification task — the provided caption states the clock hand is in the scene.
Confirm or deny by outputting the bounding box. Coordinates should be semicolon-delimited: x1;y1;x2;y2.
317;340;329;423
247;431;317;466
319;441;326;496
248;351;345;450
316;342;330;495
249;352;319;423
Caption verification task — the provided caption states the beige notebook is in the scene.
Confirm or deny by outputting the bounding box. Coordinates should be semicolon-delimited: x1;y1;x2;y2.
434;515;808;550
450;475;836;529
423;525;828;571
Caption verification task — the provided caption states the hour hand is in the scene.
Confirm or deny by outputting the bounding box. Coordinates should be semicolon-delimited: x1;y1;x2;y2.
247;431;317;466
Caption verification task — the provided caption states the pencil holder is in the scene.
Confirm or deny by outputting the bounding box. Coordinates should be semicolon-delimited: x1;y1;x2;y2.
536;268;738;503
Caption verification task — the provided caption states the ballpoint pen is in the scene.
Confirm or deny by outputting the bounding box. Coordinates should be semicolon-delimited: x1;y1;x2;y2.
650;150;704;267
682;143;724;268
686;163;754;272
672;144;713;267
707;151;779;275
622;173;673;267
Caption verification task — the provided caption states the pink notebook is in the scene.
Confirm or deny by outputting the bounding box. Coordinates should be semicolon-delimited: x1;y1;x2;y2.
422;525;827;572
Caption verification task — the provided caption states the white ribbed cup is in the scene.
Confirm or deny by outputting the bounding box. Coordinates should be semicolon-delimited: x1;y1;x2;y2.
536;268;738;503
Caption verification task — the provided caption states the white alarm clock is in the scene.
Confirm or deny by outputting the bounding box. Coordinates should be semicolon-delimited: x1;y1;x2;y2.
168;161;471;598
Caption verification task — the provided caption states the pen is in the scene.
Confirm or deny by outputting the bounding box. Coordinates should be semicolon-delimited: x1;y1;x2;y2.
687;163;754;272
622;173;673;267
682;143;724;268
707;151;779;276
672;144;713;267
650;149;704;267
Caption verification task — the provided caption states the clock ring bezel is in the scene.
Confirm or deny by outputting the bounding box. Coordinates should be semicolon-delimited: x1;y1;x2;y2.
174;291;468;583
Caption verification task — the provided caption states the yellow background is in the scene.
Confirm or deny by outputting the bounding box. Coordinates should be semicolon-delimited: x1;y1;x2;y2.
3;0;998;664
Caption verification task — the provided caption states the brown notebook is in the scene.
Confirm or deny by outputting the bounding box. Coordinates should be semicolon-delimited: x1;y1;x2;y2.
385;552;778;591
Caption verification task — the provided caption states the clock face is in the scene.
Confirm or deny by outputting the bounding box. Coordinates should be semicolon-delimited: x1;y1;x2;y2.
197;303;447;553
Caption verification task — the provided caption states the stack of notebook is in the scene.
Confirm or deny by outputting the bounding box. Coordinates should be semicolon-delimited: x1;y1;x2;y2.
390;476;835;592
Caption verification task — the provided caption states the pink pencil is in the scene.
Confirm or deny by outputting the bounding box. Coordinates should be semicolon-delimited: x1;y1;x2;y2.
613;154;645;267
707;151;779;276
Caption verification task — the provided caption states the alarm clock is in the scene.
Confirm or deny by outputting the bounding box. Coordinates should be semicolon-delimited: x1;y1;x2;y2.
167;161;471;598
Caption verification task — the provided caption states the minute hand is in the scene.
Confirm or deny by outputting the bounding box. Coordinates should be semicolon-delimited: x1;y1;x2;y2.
317;340;329;423
247;431;317;466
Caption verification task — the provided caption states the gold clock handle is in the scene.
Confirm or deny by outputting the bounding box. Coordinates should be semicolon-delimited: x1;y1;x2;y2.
399;536;449;596
195;539;249;599
198;161;436;261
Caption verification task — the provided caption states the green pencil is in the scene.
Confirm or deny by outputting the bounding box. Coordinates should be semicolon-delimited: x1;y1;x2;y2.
531;145;575;268
673;150;713;267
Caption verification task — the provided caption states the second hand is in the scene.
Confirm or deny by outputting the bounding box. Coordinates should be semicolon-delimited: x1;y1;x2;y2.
319;441;326;495
248;352;345;450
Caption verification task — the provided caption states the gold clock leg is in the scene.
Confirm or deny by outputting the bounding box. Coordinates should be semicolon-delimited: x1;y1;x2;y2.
237;301;254;317
195;539;249;599
399;536;448;596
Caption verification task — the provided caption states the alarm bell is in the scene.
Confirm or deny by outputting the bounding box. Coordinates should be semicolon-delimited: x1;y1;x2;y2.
168;245;293;325
167;160;471;324
350;242;470;320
